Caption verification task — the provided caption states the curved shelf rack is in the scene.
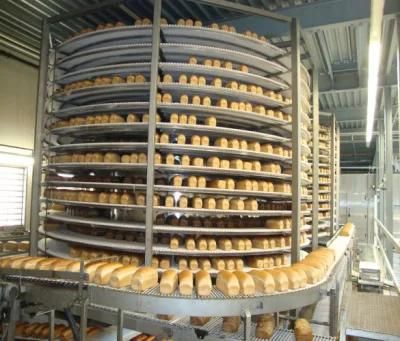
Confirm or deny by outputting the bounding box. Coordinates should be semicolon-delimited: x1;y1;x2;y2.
34;232;352;317
50;102;311;140
45;163;311;181
44;212;311;236
44;181;297;199
39;226;306;257
42;198;293;217
57;25;285;60
56;43;287;78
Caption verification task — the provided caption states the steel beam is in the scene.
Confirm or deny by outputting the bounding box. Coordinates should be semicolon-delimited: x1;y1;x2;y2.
336;124;341;231
397;15;400;161
330;114;336;236
291;17;301;263
193;0;291;22
384;88;394;265
312;68;319;250
144;0;162;266
29;20;49;256
224;0;400;36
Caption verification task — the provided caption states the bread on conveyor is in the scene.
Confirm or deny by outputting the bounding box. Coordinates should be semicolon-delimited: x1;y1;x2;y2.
294;318;313;341
222;316;240;333
160;269;178;294
234;271;255;295
195;270;212;296
190;316;210;326
178;269;193;295
84;261;109;282
216;270;240;296
256;314;275;339
248;269;275;294
131;267;158;291
267;270;289;292
109;265;137;288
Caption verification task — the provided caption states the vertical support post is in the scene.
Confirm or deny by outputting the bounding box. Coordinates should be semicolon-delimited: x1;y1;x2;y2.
144;0;162;266
336;124;340;230
291;17;302;263
378;121;385;223
117;309;124;341
6;288;19;341
397;15;400;160
329;283;338;337
330;114;336;236
80;299;88;341
384;88;394;265
243;310;251;341
48;310;55;341
30;19;49;256
373;194;378;247
312;68;319;250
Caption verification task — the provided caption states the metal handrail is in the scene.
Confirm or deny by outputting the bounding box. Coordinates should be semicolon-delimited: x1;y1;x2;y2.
374;217;400;294
375;217;400;252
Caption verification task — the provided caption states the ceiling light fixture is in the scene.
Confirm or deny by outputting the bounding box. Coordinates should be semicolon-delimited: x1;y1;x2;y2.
366;0;385;146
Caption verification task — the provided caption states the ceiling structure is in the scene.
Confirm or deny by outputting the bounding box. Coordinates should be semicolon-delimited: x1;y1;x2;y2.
1;0;399;169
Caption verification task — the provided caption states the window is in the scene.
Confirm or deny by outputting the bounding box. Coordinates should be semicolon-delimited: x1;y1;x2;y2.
0;166;27;228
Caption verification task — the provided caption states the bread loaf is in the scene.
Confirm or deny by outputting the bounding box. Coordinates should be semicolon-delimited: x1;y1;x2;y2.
256;314;275;339
178;258;188;270
216;270;240;296
199;258;211;270
279;268;300;289
109;265;137;288
230;199;244;210
84;261;108;282
160;269;178;294
294;319;313;341
222;316;240;333
232;238;245;251
21;257;47;270
225;258;235;270
195;270;212;296
248;270;275;294
207;238;217;251
234;271;255;295
178;269;193;295
216;198;229;210
94;263;123;285
189;258;199;270
190;316;211;326
267;270;289;292
131;267;158;291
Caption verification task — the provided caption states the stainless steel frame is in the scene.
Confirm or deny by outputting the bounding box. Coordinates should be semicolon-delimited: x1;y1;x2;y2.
312;68;319;250
23;0;314;339
330;114;336;236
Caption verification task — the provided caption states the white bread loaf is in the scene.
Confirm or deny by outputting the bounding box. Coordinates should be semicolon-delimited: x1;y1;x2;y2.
131;267;158;291
267;270;289;292
234;271;255;295
216;270;240;296
195;270;212;296
160;269;178;294
109;265;137;288
94;263;124;285
179;269;193;295
248;270;275;294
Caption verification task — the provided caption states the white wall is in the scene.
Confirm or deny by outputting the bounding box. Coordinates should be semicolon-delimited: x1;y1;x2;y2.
0;55;38;231
0;55;38;149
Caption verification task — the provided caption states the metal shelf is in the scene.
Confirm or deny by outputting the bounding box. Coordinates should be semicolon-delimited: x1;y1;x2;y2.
44;212;311;236
44;181;296;199
45;163;306;181
33;233;352;317
57;25;286;60
42;198;292;217
39;227;303;256
56;42;287;78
